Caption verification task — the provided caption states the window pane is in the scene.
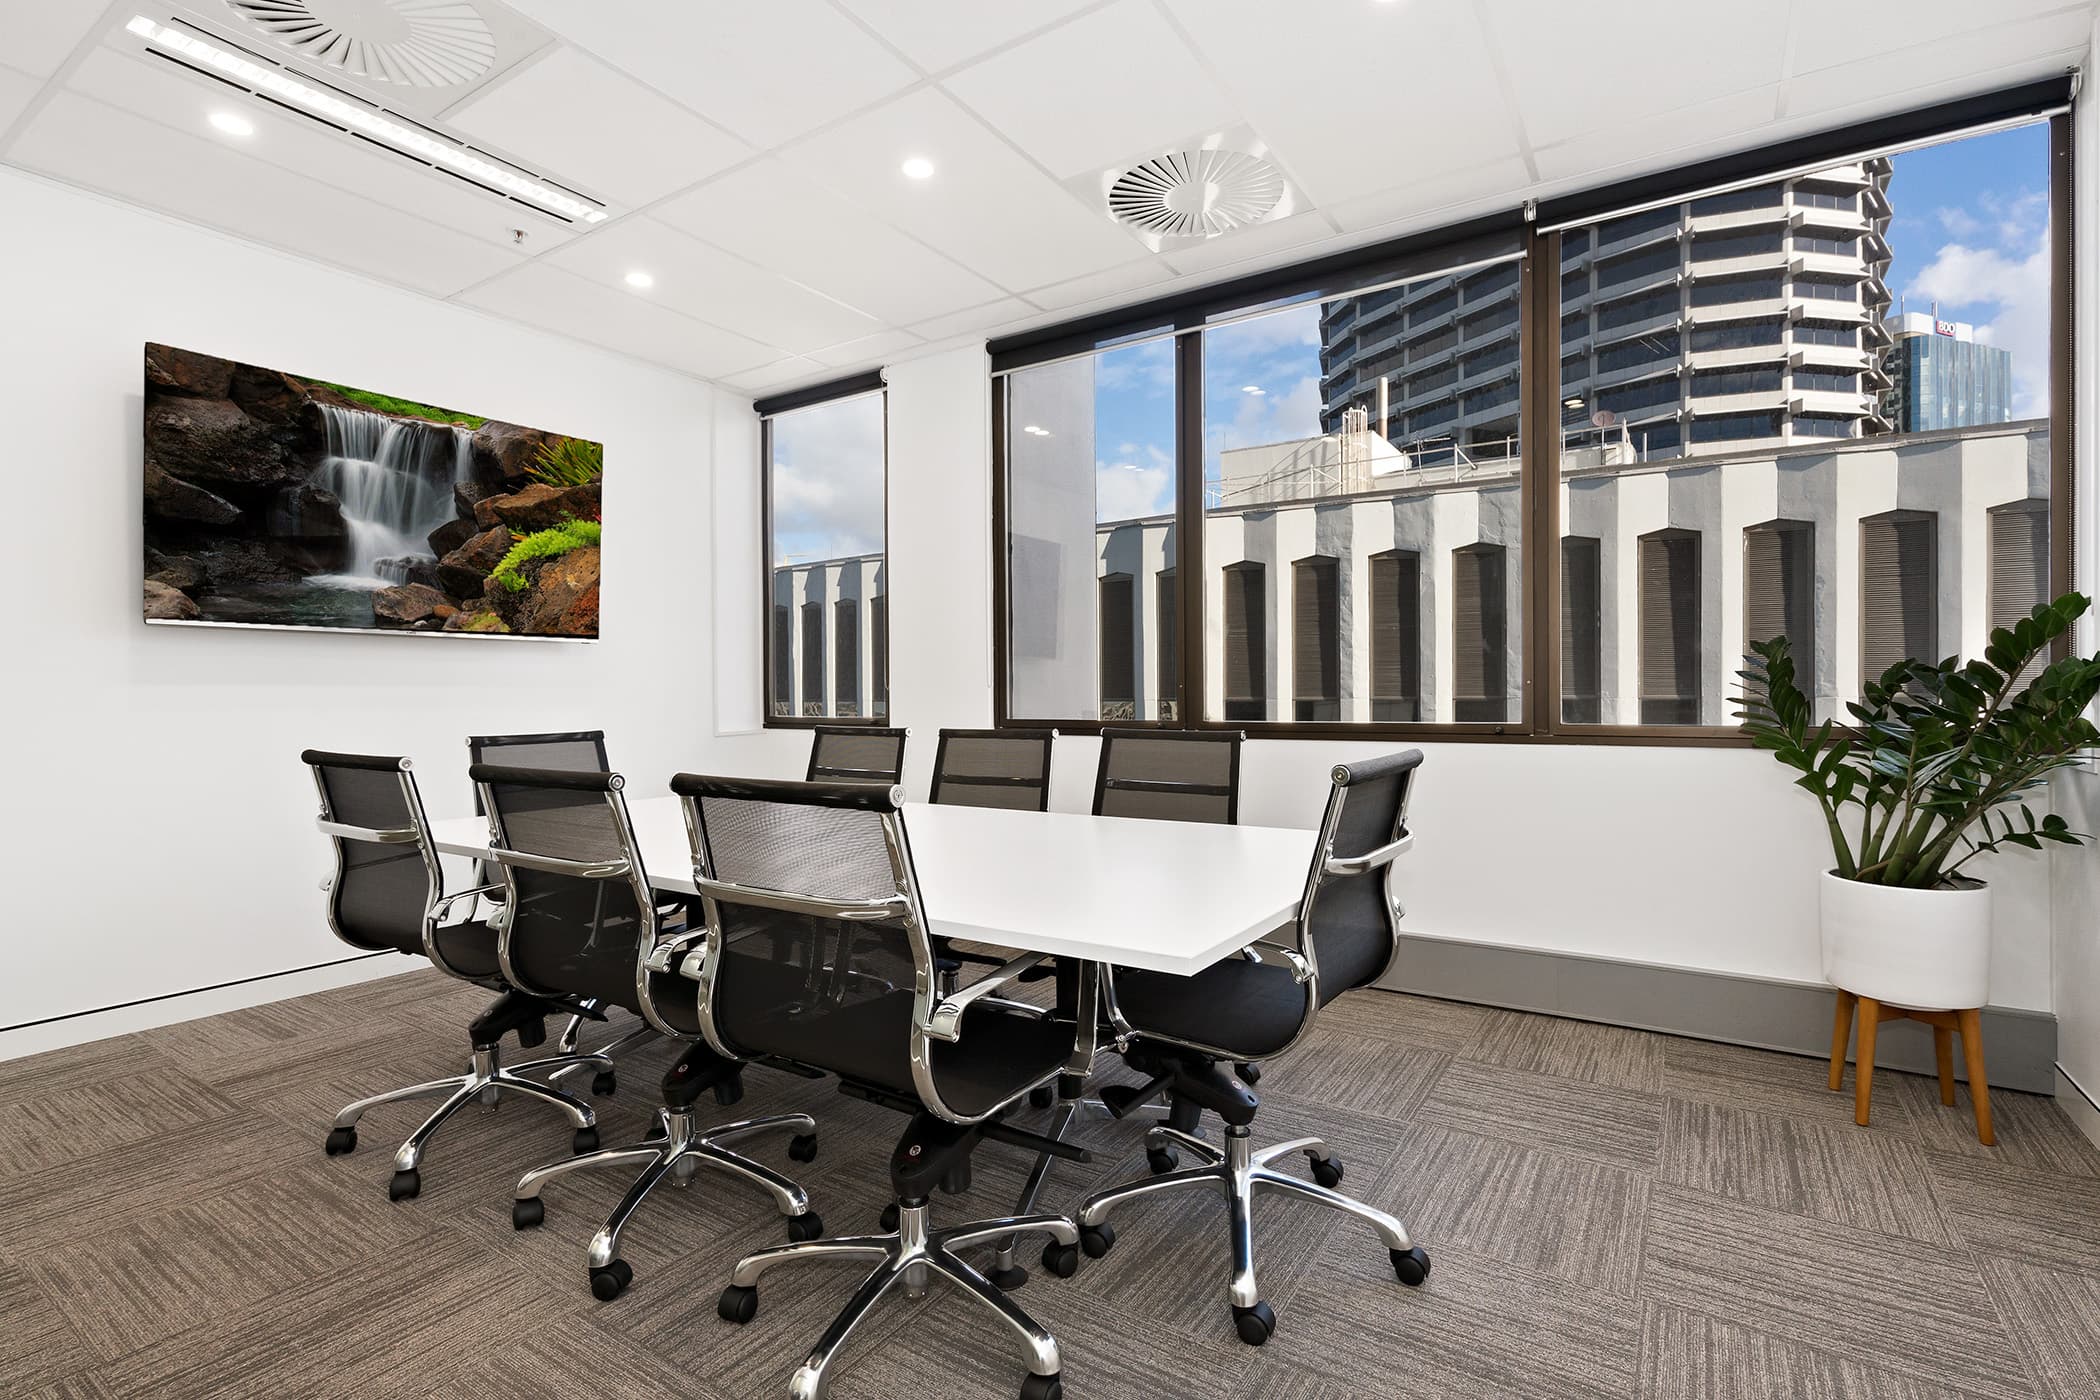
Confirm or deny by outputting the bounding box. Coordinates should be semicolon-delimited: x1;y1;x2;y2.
767;394;886;720
1205;261;1523;724
1004;341;1177;722
1557;122;2052;727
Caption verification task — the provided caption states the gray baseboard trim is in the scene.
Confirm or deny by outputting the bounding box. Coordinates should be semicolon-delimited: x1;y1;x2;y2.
1377;934;2059;1095
2056;1066;2100;1148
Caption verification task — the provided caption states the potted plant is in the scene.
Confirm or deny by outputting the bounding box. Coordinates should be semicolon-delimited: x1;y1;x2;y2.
1737;594;2100;1011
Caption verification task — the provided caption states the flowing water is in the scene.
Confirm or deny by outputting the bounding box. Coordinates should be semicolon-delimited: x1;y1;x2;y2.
305;404;474;589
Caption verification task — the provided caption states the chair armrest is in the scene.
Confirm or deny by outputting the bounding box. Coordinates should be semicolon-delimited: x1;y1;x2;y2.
924;951;1051;1042
1242;939;1313;985
1324;832;1413;877
644;929;711;980
431;883;504;921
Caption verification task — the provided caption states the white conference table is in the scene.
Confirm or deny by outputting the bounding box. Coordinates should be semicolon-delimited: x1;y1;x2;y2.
426;797;1315;977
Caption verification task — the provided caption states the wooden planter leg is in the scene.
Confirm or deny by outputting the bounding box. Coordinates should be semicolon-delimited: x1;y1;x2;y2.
1934;1027;1957;1106
1854;997;1880;1126
1829;990;1858;1091
1957;1007;1995;1146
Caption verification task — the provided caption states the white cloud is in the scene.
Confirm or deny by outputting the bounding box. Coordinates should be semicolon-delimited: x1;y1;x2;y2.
1096;460;1173;520
770;394;885;560
1906;233;2051;417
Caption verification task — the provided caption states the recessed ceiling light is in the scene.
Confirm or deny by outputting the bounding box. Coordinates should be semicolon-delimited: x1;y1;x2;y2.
901;156;936;180
125;15;608;225
208;110;255;138
624;270;654;289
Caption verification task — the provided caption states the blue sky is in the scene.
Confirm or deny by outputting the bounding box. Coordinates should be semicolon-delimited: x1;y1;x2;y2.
1084;121;2054;522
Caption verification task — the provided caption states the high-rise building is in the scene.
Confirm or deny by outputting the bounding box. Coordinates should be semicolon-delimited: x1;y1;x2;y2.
1881;311;2014;431
1317;161;1897;462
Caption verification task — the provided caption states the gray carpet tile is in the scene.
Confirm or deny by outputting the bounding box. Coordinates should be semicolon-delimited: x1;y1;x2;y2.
1641;1185;2036;1399
1659;1099;1951;1245
1978;1256;2100;1400
1417;1058;1666;1173
1465;1008;1667;1093
4;969;2097;1399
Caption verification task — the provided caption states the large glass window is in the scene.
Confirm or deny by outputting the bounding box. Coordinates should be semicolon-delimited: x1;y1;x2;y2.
1002;340;1178;724
765;392;886;722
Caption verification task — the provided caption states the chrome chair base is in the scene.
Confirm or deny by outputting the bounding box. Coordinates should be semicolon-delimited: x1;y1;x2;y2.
720;1199;1079;1400
514;1105;820;1301
325;1041;612;1201
1074;1123;1428;1344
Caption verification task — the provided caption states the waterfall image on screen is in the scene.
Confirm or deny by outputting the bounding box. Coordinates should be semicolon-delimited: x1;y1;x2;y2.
140;344;602;638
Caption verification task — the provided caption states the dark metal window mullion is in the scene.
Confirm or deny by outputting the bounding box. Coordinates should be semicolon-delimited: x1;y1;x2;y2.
1176;328;1205;732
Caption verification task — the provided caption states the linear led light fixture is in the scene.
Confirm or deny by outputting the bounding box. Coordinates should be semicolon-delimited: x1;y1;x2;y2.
125;15;607;225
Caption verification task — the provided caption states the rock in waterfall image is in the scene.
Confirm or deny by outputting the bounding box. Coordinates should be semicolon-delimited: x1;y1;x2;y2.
140;343;602;638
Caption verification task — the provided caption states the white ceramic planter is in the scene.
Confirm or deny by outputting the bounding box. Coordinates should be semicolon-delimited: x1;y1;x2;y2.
1820;871;1992;1011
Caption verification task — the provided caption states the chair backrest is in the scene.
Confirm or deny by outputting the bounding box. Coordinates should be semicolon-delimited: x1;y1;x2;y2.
1093;728;1244;824
465;730;611;771
303;749;440;963
929;728;1056;811
806;726;909;785
1296;749;1423;1005
469;762;661;1021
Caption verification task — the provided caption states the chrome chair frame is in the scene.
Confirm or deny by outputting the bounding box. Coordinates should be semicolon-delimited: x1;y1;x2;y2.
1074;756;1428;1340
678;777;1084;1400
305;752;612;1199
473;765;816;1298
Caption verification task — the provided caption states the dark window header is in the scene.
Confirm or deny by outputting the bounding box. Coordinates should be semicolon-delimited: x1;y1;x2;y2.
754;369;884;418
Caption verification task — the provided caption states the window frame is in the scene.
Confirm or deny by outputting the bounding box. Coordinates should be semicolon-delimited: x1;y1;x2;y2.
759;378;891;730
985;91;2073;747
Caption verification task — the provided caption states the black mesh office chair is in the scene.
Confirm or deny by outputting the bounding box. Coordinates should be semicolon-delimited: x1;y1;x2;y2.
1093;727;1242;823
805;725;909;784
471;763;821;1302
1074;750;1432;1346
930;728;1057;810
677;775;1084;1400
303;751;613;1201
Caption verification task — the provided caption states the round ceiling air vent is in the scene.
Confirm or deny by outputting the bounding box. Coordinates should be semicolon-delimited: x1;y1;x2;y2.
224;0;498;89
1107;147;1287;241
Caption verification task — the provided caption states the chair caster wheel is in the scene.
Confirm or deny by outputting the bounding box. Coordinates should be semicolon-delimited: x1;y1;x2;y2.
1079;1222;1115;1258
511;1197;545;1230
786;1212;825;1242
1039;1241;1079;1279
1146;1145;1178;1175
1235;1062;1261;1086
324;1126;357;1156
1232;1300;1276;1346
589;1260;633;1301
1309;1153;1344;1188
1019;1372;1063;1400
1390;1246;1432;1286
572;1127;600;1154
989;1263;1029;1289
880;1203;900;1232
590;1070;617;1098
1029;1085;1055;1110
388;1169;421;1202
787;1132;819;1163
717;1284;758;1324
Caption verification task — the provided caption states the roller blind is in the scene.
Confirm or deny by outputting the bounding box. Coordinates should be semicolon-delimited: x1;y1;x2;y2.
1099;573;1135;706
1861;513;1936;681
1639;530;1702;723
1561;537;1602;723
834;599;859;715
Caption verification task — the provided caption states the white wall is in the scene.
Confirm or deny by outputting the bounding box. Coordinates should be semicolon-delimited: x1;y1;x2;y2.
2;167;736;1054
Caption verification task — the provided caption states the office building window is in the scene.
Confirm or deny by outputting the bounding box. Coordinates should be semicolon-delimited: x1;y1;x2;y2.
1989;500;2049;685
1292;555;1340;721
1744;520;1815;699
1099;572;1136;719
1639;529;1702;725
1157;569;1179;722
1453;544;1510;723
871;595;888;705
764;390;886;723
1861;511;1937;682
1562;536;1602;724
1222;562;1267;722
1371;551;1422;722
1001;341;1177;724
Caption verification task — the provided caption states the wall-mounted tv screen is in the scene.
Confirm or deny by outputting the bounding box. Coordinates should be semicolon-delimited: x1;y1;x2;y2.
141;343;602;639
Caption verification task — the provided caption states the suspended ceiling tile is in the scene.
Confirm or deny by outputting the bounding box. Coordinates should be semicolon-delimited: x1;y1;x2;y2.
495;0;916;148
458;261;778;380
1323;156;1532;235
1785;0;2090;74
1020;257;1178;312
1532;86;1781;186
943;0;1241;179
4;0;105;78
780;86;1147;290
1783;10;2091;121
541;215;881;355
0;62;40;130
721;356;828;394
908;296;1039;343
443;44;749;207
652;158;1005;325
805;329;925;370
833;0;1097;73
11;91;523;297
1161;210;1336;276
